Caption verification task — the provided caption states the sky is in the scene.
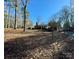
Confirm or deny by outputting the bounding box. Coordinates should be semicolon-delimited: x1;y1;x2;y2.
27;0;70;25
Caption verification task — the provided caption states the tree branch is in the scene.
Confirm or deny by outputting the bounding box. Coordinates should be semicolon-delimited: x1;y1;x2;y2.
21;0;24;6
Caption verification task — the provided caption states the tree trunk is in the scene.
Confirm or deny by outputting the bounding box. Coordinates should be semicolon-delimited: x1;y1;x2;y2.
5;19;7;28
14;6;17;29
23;6;26;32
7;5;10;28
5;0;8;28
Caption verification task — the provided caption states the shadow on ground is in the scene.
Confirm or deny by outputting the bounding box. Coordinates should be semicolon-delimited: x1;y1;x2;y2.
4;33;52;57
4;31;74;59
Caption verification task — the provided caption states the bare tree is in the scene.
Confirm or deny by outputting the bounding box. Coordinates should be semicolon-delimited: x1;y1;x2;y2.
21;0;30;32
4;0;11;28
14;0;18;29
4;0;18;29
4;0;8;28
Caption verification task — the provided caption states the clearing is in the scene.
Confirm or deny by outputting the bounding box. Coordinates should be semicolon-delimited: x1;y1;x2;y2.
4;28;74;59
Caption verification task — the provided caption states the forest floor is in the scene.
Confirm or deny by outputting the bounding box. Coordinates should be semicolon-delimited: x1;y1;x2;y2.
4;28;50;42
4;28;74;59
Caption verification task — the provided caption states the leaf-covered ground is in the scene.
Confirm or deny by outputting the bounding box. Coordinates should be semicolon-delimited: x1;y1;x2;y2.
4;29;74;59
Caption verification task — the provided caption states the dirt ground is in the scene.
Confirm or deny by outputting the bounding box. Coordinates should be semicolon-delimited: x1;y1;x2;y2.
4;28;50;42
4;28;74;59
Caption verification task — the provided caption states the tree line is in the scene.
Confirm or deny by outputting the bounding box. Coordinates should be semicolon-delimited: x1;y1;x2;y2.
35;6;74;32
4;0;74;32
4;0;30;32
